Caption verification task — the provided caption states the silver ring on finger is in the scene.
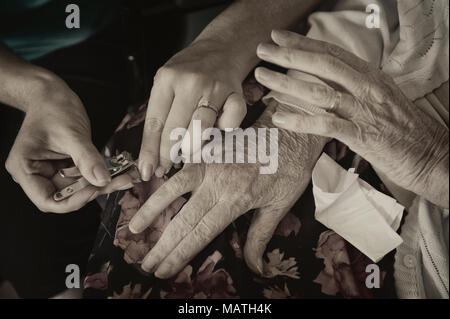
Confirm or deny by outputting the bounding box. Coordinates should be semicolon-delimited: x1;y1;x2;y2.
329;91;342;112
197;97;219;116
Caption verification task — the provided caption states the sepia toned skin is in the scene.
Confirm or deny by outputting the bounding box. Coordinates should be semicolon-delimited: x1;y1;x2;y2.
138;0;323;181
130;102;328;278
1;0;323;214
130;30;449;279
0;44;134;213
255;30;449;209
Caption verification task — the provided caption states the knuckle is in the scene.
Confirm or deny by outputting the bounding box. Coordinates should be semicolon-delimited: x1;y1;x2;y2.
283;48;296;64
166;177;186;196
195;218;215;239
310;84;332;103
182;71;207;87
278;74;291;91
325;119;341;133
144;117;165;134
322;55;341;73
327;44;344;58
173;213;195;232
154;66;174;82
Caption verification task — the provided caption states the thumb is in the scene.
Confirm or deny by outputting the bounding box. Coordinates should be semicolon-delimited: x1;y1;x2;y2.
244;206;290;276
272;112;355;144
216;92;247;130
66;139;111;187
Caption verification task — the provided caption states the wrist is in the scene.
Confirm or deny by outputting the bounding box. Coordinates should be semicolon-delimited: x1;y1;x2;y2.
191;37;251;83
2;65;61;113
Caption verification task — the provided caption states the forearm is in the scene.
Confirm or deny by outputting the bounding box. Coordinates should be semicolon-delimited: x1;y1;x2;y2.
194;0;323;81
0;42;59;112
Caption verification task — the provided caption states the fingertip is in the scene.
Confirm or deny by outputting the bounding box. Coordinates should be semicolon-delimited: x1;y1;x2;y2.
154;263;172;279
254;67;264;80
139;162;153;182
92;164;111;186
129;215;144;234
256;259;264;276
141;263;155;274
271;29;282;41
244;245;264;276
272;112;289;126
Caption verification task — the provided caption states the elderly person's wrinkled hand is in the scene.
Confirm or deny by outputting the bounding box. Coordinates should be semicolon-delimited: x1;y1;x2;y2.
255;30;449;208
129;105;325;278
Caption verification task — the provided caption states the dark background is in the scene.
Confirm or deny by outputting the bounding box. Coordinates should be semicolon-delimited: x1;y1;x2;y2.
0;0;231;298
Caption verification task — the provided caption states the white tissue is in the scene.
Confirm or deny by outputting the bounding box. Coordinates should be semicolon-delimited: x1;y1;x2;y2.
312;153;404;262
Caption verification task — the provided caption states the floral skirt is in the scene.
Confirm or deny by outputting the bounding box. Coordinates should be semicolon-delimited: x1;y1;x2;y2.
83;76;398;299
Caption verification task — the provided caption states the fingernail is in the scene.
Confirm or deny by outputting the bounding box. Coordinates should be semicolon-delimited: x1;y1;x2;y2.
154;263;172;279
254;67;269;81
141;254;158;273
155;166;166;178
272;29;289;39
93;164;111;186
257;43;275;58
140;163;153;182
129;215;144;234
88;191;99;202
272;112;287;125
256;261;264;276
118;182;134;191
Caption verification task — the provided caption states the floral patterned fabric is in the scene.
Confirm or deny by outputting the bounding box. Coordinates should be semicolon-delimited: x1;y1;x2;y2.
83;76;398;299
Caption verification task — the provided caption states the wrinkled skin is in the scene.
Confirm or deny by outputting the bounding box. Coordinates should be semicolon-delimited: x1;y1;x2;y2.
255;30;449;208
5;75;134;213
129;102;327;279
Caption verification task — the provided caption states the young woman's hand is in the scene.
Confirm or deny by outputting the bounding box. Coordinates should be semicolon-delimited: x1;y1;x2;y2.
138;39;248;181
5;74;133;213
255;30;449;208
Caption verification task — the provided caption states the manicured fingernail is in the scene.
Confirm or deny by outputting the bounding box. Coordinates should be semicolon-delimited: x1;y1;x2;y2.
129;215;144;234
140;163;153;182
88;191;99;202
272;112;287;125
155;166;166;178
118;182;134;191
93;165;111;186
257;43;276;58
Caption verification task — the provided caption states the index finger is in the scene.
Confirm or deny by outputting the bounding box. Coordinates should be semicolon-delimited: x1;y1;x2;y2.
129;166;202;234
139;79;174;181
